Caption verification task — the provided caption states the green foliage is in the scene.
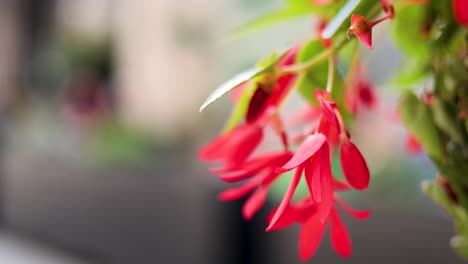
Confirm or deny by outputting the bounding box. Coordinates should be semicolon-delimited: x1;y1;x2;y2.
223;81;257;132
398;91;444;160
389;60;429;87
432;97;467;145
233;6;323;37
392;3;431;61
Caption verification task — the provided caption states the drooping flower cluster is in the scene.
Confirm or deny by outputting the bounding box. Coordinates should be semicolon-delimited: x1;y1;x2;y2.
199;29;376;258
198;0;468;260
196;0;468;260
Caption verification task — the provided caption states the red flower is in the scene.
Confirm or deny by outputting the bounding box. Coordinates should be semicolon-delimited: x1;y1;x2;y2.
316;91;370;190
199;123;264;167
267;134;329;230
453;0;468;26
405;133;423;154
340;138;370;190
214;150;293;219
266;193;370;261
345;68;378;114
347;8;394;49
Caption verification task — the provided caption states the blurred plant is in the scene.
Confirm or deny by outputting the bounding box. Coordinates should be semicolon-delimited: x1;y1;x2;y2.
199;0;468;261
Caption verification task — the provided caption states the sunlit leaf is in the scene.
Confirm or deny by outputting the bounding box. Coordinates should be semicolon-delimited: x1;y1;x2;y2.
389;60;429;87
199;49;290;112
199;68;260;112
392;3;431;60
232;6;320;37
223;81;258;132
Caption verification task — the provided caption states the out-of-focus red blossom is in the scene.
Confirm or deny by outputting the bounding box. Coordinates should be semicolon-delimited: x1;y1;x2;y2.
286;104;321;129
453;0;468;26
380;0;395;18
405;134;423;154
345;67;378;114
311;0;335;6
386;107;424;155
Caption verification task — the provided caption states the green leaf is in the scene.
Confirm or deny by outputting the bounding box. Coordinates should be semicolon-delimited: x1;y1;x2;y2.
284;0;315;7
199;49;290;112
222;81;258;132
432;98;467;145
232;6;320;37
389;60;429;87
421;180;457;217
392;3;431;61
296;40;327;103
398;91;444;160
199;68;260;112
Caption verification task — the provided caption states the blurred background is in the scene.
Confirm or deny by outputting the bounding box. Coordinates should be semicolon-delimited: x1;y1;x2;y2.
0;0;464;263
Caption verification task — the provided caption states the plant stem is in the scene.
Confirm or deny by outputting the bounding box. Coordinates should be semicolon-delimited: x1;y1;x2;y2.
279;37;349;74
326;53;335;93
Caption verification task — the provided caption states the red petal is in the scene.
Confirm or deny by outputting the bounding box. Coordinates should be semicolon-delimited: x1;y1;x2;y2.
305;155;322;203
355;30;373;49
317;143;333;222
333;179;351;191
218;176;263;201
266;165;303;231
216;151;291;183
453;0;468;26
318;116;340;147
199;124;263;165
198;133;230;161
335;195;371;220
267;198;317;231
330;208;352;258
319;99;340;133
298;211;327;261
276;134;326;173
340;140;370;190
242;186;268;220
227;125;264;166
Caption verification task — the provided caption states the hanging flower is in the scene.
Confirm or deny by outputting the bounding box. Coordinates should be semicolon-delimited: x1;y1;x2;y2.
266;191;370;260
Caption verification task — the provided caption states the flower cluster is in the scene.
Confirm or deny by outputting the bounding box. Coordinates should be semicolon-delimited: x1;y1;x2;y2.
198;0;468;261
199;42;372;260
